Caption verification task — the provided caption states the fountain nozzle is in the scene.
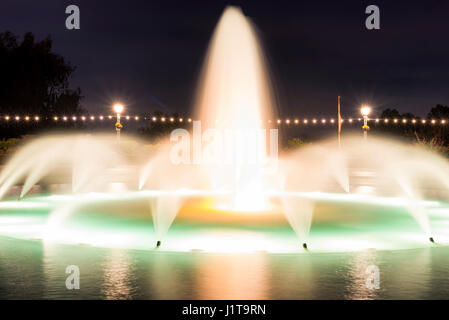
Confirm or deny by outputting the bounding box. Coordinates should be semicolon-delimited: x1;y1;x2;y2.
156;240;161;248
302;243;308;250
429;237;435;244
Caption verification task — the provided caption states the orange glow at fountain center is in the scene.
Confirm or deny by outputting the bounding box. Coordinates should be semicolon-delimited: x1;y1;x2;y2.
177;197;284;225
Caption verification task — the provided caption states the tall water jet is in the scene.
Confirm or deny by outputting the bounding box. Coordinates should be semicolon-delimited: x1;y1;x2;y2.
196;6;274;128
194;6;276;211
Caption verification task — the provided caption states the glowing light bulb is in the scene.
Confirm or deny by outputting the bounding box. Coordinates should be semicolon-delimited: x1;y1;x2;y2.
361;106;371;116
113;103;124;114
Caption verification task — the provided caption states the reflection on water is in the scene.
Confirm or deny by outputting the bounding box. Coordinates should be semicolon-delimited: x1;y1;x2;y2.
196;253;268;299
101;250;135;300
344;250;380;299
0;236;448;299
145;252;197;299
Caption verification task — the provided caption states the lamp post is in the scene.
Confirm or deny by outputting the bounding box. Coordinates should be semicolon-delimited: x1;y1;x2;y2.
361;105;371;141
114;103;124;141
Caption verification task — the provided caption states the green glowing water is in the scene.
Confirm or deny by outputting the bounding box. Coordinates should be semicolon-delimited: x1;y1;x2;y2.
0;192;448;298
0;192;448;253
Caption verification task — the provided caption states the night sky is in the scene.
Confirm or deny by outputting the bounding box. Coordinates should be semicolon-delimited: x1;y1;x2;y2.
1;0;449;118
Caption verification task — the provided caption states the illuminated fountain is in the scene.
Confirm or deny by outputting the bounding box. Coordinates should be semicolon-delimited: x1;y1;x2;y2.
193;6;276;211
0;6;449;253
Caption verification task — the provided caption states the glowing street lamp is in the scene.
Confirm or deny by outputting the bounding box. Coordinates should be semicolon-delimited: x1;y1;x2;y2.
114;103;124;140
361;105;371;141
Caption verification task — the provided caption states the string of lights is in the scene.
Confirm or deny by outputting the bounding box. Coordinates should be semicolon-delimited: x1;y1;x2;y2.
0;115;190;123
0;115;447;125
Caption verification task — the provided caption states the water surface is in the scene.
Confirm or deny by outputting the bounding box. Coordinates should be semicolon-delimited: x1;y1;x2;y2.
1;236;448;299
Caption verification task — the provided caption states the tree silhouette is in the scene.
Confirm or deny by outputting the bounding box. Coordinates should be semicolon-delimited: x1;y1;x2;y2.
424;104;449;143
0;31;84;137
427;104;449;120
374;108;419;140
380;108;402;119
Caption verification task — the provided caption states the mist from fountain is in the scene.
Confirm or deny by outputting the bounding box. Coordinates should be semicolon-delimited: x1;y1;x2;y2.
0;135;135;200
278;135;449;242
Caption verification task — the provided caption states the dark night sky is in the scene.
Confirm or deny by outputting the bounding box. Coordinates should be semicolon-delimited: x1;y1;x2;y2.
1;0;449;118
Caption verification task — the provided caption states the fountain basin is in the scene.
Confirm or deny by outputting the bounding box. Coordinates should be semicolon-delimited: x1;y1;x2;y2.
0;190;447;254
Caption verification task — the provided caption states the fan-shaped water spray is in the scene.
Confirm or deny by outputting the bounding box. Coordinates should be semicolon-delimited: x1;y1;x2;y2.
0;134;138;200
